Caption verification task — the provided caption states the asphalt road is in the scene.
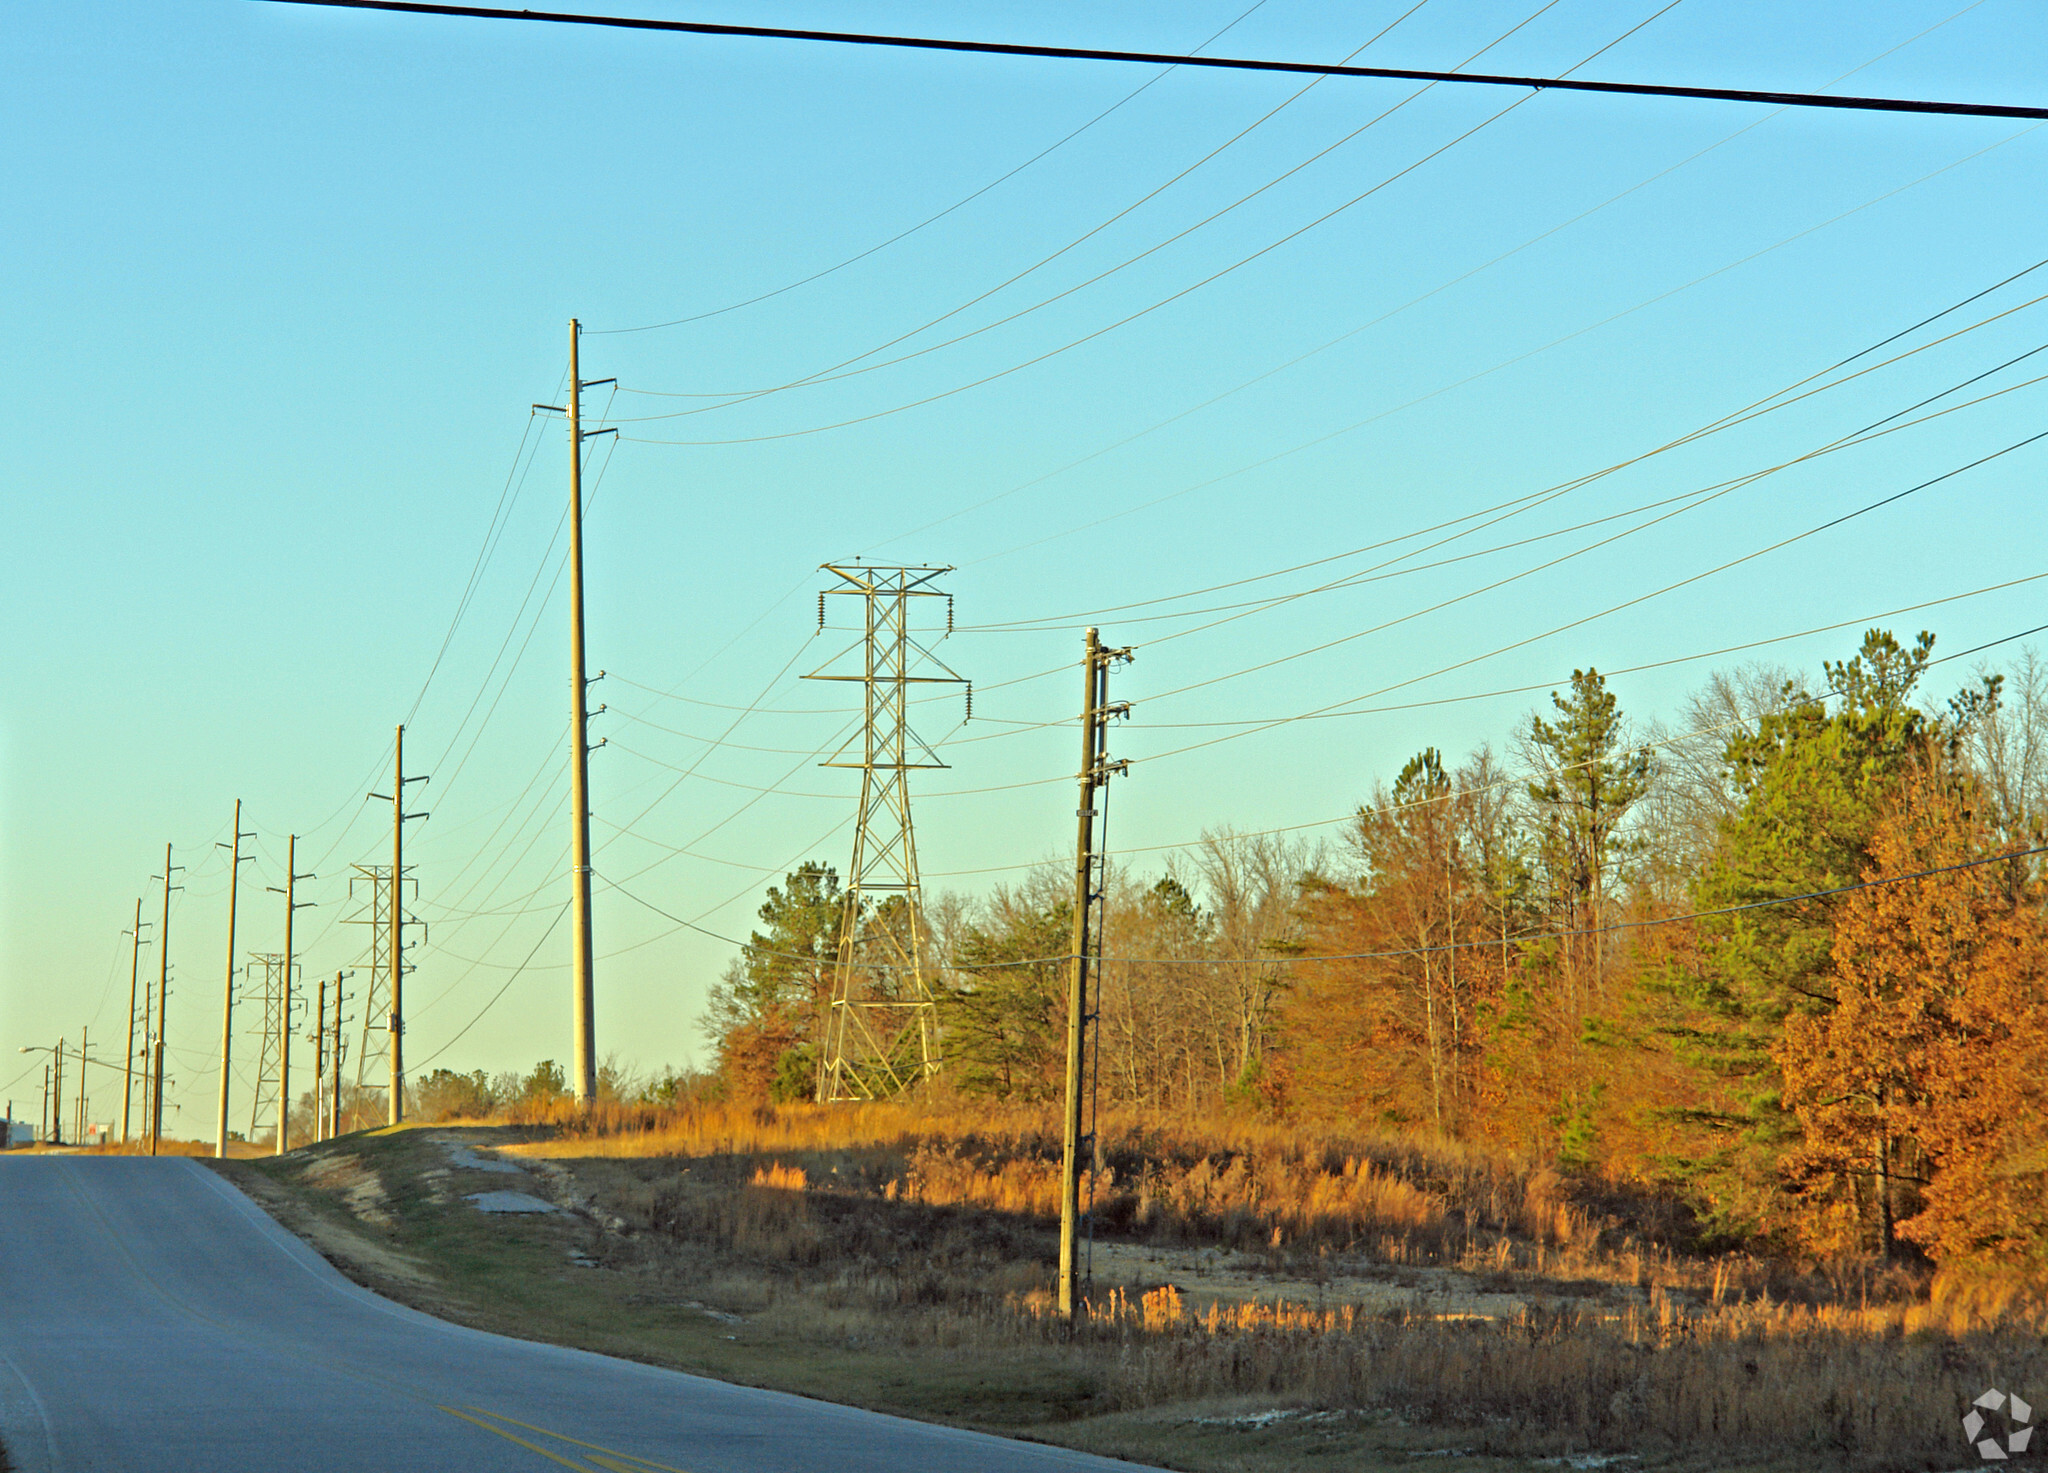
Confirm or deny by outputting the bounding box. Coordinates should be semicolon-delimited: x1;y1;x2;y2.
0;1157;1153;1473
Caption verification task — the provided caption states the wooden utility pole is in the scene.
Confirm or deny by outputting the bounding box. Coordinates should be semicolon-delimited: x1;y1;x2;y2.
392;731;404;1123
371;728;429;1125
75;1030;88;1145
215;801;254;1158
1058;628;1131;1320
329;971;345;1139
121;899;143;1144
567;319;601;1108
312;973;330;1142
273;835;314;1155
150;845;181;1154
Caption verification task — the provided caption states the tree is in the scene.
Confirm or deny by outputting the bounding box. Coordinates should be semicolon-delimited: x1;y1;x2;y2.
1522;669;1653;1015
1670;631;1944;1234
941;879;1071;1102
1097;872;1214;1108
1781;769;2048;1263
413;1068;495;1121
1192;828;1308;1098
1279;749;1490;1134
700;863;845;1101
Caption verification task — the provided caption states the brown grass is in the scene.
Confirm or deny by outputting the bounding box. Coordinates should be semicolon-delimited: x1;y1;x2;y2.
474;1100;2048;1468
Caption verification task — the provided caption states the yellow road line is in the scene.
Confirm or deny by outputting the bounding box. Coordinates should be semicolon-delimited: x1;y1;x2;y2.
439;1405;601;1471
456;1405;696;1473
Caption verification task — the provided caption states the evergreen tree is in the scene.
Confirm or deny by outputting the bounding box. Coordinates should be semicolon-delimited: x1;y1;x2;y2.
701;862;846;1101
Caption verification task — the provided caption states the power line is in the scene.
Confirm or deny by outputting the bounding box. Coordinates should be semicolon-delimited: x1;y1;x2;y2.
1123;353;2048;708
921;605;2048;883
588;0;1278;336
260;1;2048;121
1121;426;2048;783
858;2;2001;562
610;0;1552;407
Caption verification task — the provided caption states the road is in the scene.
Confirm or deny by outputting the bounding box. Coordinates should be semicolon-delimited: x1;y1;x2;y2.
0;1157;1151;1473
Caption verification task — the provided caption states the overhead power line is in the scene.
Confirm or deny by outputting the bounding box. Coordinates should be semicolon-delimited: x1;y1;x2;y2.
260;1;2048;121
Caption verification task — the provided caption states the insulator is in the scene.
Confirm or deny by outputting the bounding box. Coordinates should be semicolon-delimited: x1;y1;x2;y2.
947;596;955;635
964;684;973;722
817;592;826;630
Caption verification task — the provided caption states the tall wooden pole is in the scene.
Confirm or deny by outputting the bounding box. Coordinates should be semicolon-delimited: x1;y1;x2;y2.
312;972;327;1144
121;899;142;1144
329;972;344;1139
151;844;173;1154
215;800;245;1159
390;728;405;1125
278;834;297;1158
1058;629;1104;1321
567;319;598;1106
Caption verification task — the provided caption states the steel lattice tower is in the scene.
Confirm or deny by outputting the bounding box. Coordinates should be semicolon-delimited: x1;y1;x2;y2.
344;864;421;1112
806;564;965;1101
244;953;287;1144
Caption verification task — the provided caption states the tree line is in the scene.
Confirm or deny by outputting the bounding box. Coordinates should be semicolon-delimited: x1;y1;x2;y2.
702;629;2048;1272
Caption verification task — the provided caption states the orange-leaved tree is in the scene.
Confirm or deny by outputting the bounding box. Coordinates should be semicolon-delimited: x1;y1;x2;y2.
1779;768;2048;1263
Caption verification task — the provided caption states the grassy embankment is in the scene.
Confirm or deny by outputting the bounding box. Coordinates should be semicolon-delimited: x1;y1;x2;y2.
214;1102;2048;1473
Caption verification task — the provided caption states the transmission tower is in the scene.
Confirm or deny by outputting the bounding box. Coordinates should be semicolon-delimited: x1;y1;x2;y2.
805;563;966;1101
343;865;421;1117
244;953;287;1144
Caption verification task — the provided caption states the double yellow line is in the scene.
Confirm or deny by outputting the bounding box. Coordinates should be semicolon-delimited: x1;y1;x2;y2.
441;1405;693;1472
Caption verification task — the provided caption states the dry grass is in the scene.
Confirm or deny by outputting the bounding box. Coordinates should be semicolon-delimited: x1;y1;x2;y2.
514;1100;1885;1303
480;1101;2048;1468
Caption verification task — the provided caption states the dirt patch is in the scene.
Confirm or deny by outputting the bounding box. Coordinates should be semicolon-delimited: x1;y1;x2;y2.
220;1159;432;1290
298;1153;394;1228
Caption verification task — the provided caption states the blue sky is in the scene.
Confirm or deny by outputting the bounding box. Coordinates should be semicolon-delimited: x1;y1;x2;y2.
4;0;2045;1135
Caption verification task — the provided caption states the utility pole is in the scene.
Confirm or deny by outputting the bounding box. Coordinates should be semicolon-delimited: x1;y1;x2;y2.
215;801;256;1158
149;846;184;1155
311;973;330;1142
328;971;347;1139
1058;628;1132;1321
75;1030;88;1146
535;326;613;1107
270;836;315;1156
39;1067;49;1146
121;899;146;1144
568;323;612;1107
370;729;429;1125
51;1040;64;1147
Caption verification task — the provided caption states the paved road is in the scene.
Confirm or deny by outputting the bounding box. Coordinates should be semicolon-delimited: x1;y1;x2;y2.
0;1158;1151;1473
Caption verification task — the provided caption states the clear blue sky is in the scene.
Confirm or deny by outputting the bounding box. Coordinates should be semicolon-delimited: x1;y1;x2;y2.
4;0;2045;1135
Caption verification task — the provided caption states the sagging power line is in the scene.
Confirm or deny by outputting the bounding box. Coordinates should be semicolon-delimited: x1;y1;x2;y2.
261;1;2048;121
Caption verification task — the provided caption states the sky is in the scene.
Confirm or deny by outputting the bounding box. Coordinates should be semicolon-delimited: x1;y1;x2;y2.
3;0;2045;1139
